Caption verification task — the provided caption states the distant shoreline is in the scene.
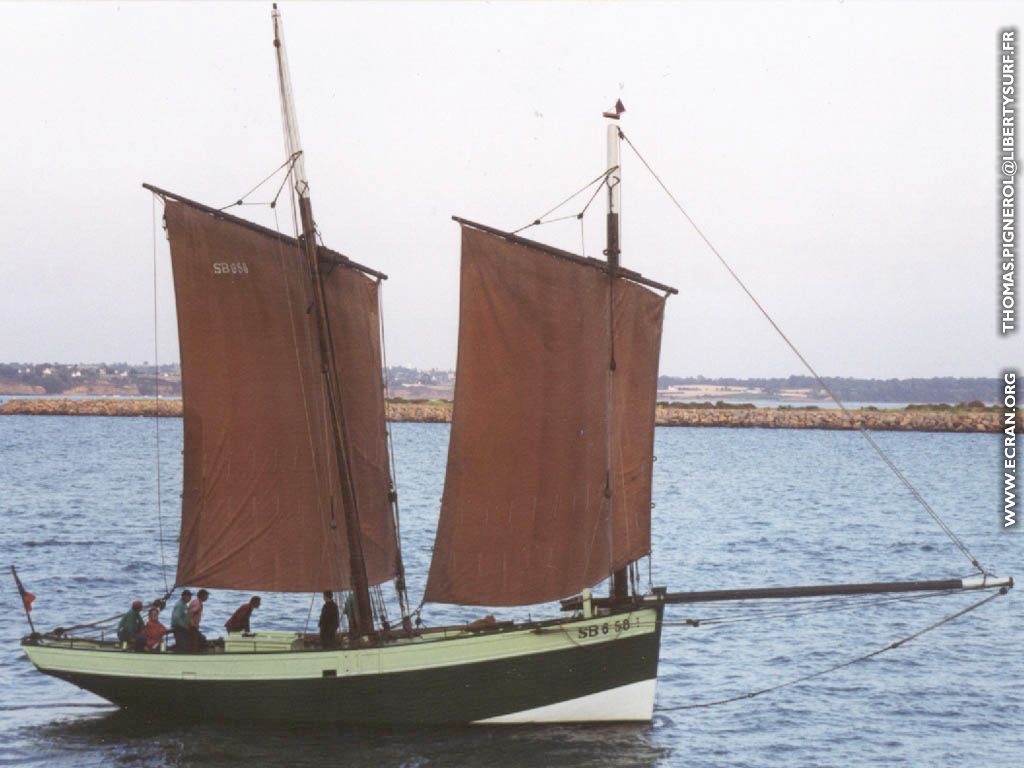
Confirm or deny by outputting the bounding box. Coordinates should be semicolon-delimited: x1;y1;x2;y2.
0;365;1003;405
0;398;1008;433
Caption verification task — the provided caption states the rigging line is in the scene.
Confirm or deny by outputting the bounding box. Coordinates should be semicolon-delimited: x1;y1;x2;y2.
579;174;608;218
271;152;302;209
512;166;617;234
656;587;1007;711
151;194;169;594
218;151;302;211
619;130;986;575
287;163;302;240
524;212;582;227
303;592;316;635
375;584;391;627
56;613;122;634
377;280;411;620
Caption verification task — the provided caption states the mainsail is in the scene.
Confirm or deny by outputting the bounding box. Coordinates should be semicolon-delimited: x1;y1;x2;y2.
424;223;669;606
164;200;399;592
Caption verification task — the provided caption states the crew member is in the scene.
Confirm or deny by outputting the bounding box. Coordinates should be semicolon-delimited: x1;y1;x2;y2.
187;588;210;651
224;596;261;633
319;591;339;649
116;600;145;651
142;606;168;651
171;589;192;652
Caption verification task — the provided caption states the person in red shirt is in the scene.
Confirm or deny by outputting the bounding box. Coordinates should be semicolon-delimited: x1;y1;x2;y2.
141;606;168;651
224;596;261;634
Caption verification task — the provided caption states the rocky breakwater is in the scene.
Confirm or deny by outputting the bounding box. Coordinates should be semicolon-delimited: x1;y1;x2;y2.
655;404;1002;433
0;398;1007;433
384;400;452;423
0;398;184;417
0;398;454;423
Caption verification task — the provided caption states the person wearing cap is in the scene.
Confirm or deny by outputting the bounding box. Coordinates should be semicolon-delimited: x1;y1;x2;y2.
224;596;261;634
187;589;210;651
171;589;192;652
116;600;145;650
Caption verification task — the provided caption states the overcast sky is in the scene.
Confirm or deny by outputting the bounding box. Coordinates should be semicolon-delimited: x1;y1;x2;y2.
2;1;1020;377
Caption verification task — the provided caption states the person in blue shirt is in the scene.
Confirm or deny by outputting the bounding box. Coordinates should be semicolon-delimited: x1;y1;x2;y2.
170;589;192;652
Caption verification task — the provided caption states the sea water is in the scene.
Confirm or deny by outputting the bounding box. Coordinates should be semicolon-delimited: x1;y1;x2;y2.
0;417;1019;767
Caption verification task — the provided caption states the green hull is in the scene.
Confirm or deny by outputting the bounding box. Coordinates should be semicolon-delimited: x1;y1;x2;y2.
23;607;662;724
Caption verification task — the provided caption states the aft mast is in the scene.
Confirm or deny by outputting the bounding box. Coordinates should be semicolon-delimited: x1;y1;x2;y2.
605;102;630;601
271;4;374;637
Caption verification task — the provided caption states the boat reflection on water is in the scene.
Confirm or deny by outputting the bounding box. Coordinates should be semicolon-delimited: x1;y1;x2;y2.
24;708;671;768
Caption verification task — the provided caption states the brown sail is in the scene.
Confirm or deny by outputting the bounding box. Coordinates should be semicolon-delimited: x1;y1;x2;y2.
164;200;399;592
424;223;668;606
320;259;401;584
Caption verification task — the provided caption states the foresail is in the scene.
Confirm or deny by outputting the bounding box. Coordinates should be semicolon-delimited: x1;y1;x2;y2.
424;224;667;606
164;201;398;592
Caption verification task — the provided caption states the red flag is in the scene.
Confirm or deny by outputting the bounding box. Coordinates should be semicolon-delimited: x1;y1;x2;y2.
11;567;36;613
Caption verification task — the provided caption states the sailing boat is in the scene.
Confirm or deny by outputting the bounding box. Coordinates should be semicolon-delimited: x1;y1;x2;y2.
18;7;1012;724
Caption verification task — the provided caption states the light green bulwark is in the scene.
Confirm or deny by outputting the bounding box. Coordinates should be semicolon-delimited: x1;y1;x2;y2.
24;608;659;683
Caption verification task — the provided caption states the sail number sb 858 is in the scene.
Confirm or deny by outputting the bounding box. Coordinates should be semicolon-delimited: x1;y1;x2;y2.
213;262;249;275
577;616;637;639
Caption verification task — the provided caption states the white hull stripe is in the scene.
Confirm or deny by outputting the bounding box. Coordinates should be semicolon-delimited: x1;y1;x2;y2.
474;678;658;724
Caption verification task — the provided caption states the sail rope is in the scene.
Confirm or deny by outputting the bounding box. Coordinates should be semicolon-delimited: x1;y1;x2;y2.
618;129;987;576
655;585;1007;711
513;167;617;235
52;613;121;637
150;193;170;594
218;151;303;211
303;592;316;635
48;584;172;639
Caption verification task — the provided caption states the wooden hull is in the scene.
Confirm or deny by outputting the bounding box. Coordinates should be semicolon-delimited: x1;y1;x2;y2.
22;607;662;724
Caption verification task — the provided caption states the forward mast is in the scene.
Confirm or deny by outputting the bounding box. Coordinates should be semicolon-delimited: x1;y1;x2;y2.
271;5;374;637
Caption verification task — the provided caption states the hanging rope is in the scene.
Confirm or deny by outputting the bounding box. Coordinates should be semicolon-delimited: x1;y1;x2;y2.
151;194;169;594
303;592;316;635
377;280;413;622
619;129;987;575
656;586;1007;711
